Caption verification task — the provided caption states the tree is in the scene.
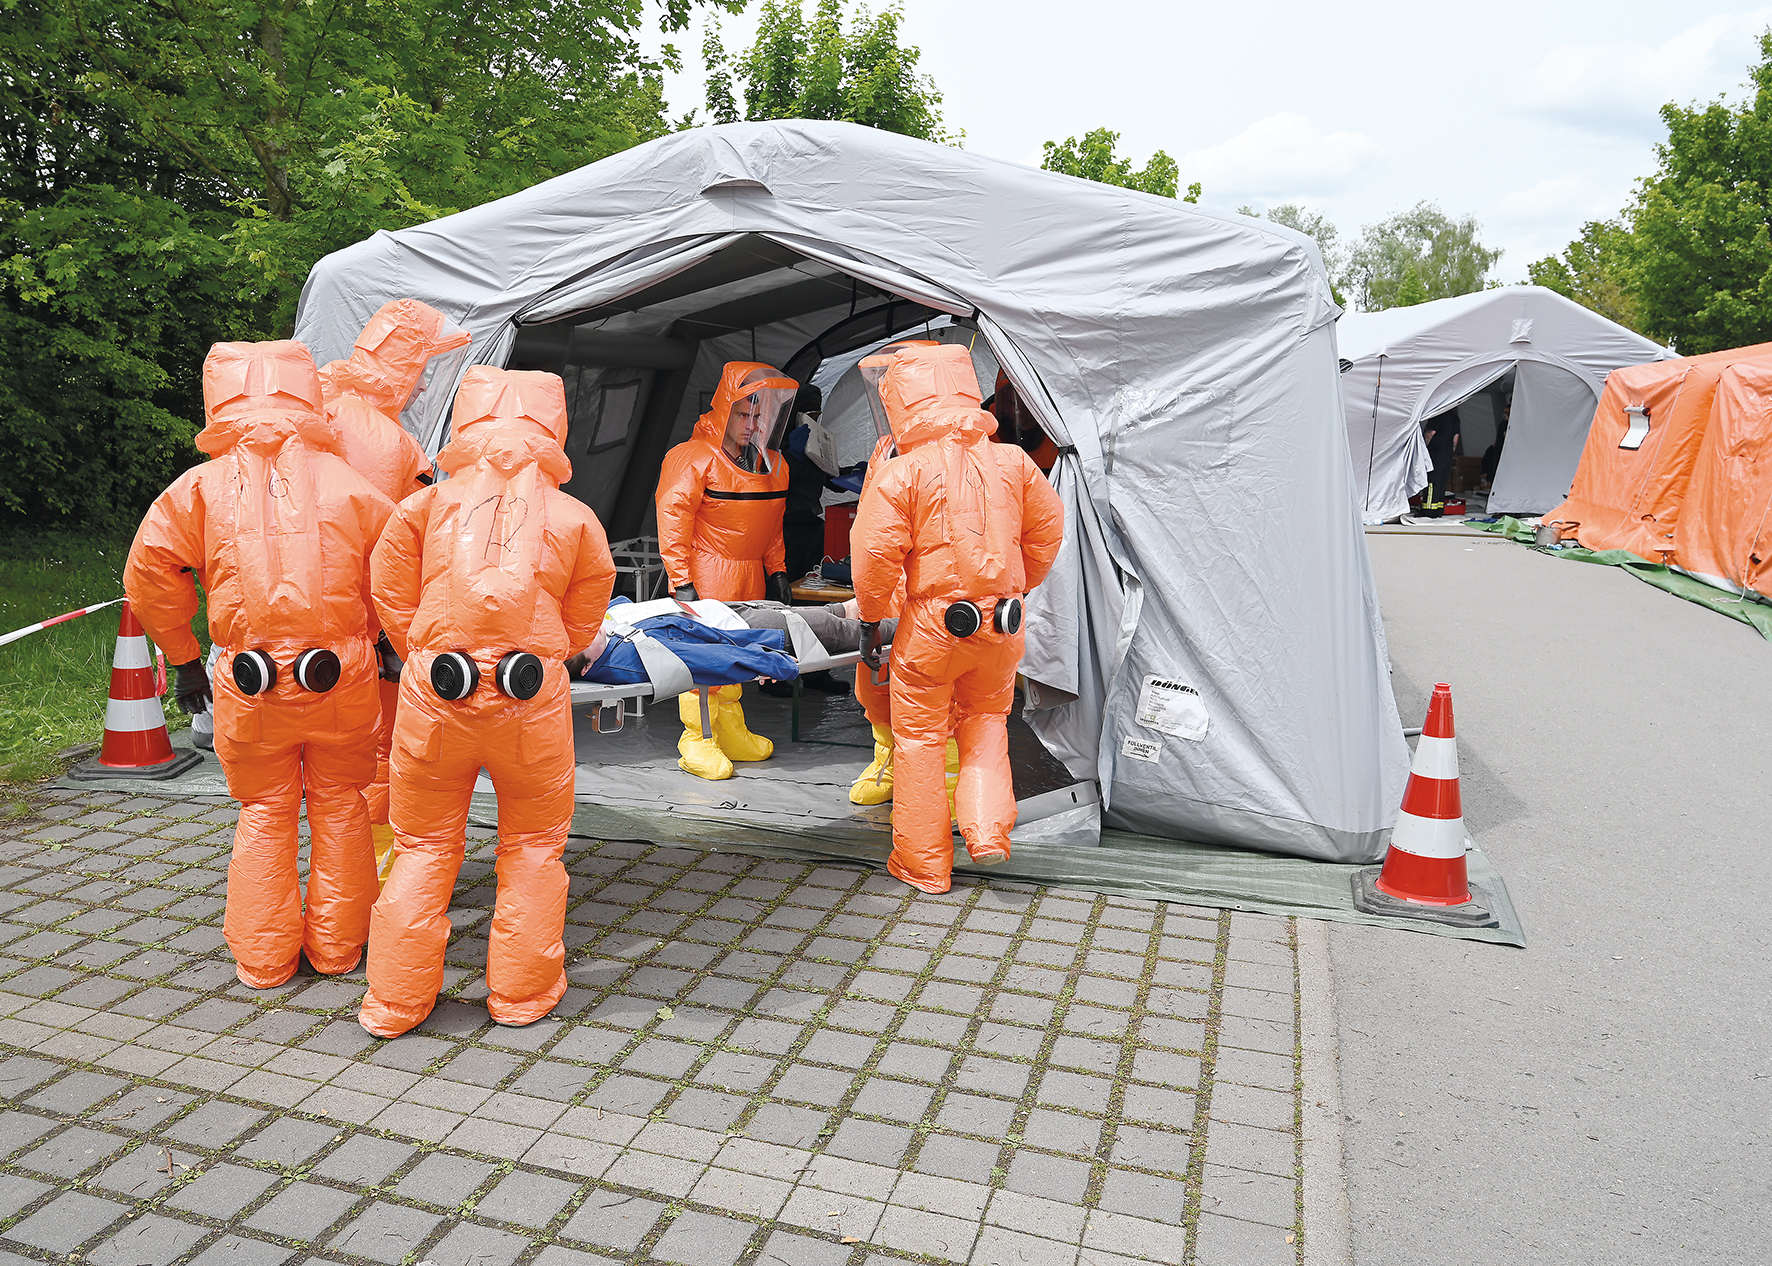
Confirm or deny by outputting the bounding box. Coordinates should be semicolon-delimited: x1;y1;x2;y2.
1346;202;1501;311
1527;219;1646;334
1629;32;1772;352
1241;202;1348;305
1;0;736;525
700;1;953;142
1041;128;1198;201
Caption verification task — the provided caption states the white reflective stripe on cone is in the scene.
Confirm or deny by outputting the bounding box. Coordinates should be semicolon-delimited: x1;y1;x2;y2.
1389;809;1467;859
1409;734;1458;780
104;695;168;733
112;635;152;671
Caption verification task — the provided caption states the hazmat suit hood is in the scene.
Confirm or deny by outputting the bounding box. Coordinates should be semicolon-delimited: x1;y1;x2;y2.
425;366;572;648
879;344;995;452
319;299;471;415
693;361;798;454
195;340;342;458
436;366;572;487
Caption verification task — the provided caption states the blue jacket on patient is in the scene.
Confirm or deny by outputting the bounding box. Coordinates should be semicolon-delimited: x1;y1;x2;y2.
582;598;800;687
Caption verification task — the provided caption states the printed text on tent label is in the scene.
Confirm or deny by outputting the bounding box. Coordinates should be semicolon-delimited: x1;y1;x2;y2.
1120;736;1162;763
1135;675;1209;741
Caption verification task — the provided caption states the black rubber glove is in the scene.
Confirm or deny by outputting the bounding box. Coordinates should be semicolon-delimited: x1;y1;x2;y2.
768;571;791;605
173;659;212;715
858;621;883;671
673;583;699;603
376;631;404;683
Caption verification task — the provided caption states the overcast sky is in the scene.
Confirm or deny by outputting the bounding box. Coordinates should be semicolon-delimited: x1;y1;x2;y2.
647;2;1772;283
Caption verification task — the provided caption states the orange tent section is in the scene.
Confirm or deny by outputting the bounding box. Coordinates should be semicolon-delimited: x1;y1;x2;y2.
1549;343;1772;561
1676;360;1772;600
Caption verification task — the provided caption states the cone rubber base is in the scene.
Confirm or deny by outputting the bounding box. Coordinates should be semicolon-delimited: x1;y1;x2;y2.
69;749;203;782
1351;868;1499;929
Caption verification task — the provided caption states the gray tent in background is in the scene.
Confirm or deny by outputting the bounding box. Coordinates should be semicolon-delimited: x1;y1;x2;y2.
295;120;1409;863
1338;287;1670;522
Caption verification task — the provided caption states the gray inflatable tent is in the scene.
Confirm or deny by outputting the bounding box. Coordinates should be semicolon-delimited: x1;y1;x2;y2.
294;120;1409;863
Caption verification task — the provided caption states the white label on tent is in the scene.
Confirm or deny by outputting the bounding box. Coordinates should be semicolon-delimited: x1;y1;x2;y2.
1136;675;1209;740
802;413;841;476
1121;736;1162;763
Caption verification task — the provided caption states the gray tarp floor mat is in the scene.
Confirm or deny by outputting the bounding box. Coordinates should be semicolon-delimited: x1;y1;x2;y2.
58;686;1524;946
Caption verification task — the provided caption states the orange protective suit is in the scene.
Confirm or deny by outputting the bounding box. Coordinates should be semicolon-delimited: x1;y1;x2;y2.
654;363;797;779
655;362;795;600
850;431;910;803
361;367;615;1038
125;341;394;987
319;299;472;880
851;344;1065;893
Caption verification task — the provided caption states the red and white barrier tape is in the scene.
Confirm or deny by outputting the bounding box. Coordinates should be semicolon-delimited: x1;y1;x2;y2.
0;598;124;649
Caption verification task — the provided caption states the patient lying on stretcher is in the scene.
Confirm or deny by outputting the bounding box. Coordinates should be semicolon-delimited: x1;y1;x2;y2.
567;596;896;690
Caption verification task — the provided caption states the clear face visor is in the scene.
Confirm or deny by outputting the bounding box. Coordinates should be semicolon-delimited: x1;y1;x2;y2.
858;341;935;442
859;358;895;442
723;383;797;454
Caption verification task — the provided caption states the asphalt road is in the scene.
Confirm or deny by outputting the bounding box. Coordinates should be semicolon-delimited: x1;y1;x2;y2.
1332;532;1772;1264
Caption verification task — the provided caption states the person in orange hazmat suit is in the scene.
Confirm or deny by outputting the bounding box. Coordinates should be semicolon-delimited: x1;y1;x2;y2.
851;343;1065;893
318;299;472;883
125;340;394;988
843;341;951;808
654;362;798;781
360;366;616;1037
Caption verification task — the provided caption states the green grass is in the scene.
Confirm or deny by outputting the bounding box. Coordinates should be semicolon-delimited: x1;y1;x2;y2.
0;526;194;784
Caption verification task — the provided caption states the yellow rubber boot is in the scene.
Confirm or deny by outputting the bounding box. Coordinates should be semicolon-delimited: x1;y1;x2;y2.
371;823;397;887
712;684;773;762
678;691;734;781
850;723;896;805
945;738;961;820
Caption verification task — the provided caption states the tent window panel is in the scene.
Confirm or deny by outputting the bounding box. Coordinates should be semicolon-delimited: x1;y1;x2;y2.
562;366;647;458
592;381;642;452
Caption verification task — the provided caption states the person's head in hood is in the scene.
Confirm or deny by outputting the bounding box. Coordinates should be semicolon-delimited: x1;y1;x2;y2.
876;343;991;449
321;300;471;415
696;362;798;468
197;340;334;457
439;366;571;486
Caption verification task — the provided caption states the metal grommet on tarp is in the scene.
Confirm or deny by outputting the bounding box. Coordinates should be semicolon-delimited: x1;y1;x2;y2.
496;651;544;700
233;650;277;696
293;648;341;693
430;651;480;701
993;597;1024;635
944;601;982;638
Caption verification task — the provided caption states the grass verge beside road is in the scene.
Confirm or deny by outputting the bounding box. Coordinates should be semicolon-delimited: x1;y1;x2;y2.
0;526;192;785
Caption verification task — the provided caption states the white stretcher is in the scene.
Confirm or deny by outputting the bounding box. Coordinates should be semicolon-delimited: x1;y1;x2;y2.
567;605;883;738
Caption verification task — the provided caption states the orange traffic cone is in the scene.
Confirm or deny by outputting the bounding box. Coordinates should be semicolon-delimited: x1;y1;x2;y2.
70;602;203;782
1352;682;1496;927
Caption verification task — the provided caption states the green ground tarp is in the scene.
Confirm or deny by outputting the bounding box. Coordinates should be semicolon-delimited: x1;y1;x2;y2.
467;795;1527;948
52;732;1525;947
1476;516;1772;640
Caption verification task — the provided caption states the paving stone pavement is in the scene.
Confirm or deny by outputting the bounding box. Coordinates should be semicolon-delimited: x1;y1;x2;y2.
0;789;1311;1266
